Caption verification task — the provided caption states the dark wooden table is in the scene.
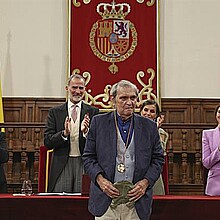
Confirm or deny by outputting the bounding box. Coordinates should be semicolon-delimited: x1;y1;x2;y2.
1;194;220;220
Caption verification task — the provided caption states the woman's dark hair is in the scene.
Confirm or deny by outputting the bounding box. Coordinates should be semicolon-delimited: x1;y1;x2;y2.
214;105;220;116
140;100;160;118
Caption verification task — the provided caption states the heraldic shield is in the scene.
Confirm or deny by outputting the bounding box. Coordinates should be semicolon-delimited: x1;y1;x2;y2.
89;1;137;74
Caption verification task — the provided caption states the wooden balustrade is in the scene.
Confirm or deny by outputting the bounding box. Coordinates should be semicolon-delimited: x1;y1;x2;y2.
0;122;216;194
163;123;215;194
0;123;45;193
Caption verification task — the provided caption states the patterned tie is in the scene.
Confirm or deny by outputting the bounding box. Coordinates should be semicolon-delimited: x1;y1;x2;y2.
71;105;77;123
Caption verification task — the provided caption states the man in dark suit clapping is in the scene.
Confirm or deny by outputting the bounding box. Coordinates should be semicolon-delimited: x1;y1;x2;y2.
44;74;99;193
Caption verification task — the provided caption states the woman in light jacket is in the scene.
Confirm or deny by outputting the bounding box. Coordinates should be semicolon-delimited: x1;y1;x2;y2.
202;105;220;196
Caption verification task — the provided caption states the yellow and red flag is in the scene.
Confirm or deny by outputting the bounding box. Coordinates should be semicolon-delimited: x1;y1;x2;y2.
0;80;4;132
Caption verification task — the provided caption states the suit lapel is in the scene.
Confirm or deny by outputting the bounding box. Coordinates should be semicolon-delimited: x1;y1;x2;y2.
57;103;68;127
133;114;142;173
134;114;142;146
109;112;117;178
109;112;117;156
81;102;87;123
81;102;94;123
213;127;220;149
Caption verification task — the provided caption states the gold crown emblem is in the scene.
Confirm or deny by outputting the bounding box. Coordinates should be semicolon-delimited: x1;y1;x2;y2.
96;0;131;20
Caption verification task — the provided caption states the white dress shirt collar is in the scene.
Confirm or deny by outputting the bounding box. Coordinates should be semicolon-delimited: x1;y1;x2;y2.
67;100;82;110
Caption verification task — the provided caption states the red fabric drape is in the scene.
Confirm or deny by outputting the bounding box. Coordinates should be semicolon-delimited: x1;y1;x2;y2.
38;146;52;193
38;146;47;192
162;155;169;194
70;0;159;109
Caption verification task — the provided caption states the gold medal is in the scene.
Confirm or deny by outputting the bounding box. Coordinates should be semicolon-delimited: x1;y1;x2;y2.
117;163;126;173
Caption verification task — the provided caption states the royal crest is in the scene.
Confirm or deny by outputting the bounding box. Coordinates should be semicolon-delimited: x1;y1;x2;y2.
89;0;137;74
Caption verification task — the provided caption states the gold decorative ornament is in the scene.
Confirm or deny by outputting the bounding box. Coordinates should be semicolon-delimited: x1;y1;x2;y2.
146;0;155;6
73;0;91;7
83;0;91;4
72;0;80;7
136;0;155;6
89;0;137;74
136;0;145;3
108;63;118;74
72;68;156;110
137;68;157;107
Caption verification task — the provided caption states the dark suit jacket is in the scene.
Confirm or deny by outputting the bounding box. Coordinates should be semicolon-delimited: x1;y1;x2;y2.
44;102;99;192
0;132;9;193
83;112;164;220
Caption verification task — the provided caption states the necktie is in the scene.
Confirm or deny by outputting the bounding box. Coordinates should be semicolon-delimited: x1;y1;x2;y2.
71;105;77;122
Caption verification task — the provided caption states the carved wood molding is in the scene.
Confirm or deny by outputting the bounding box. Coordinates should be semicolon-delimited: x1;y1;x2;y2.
2;97;219;194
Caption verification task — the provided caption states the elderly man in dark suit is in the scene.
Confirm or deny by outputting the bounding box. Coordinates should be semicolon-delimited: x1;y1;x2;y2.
0;132;9;193
44;74;99;193
83;80;164;220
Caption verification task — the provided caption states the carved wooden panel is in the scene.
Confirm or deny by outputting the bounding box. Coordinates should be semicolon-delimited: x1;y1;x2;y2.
162;98;219;194
1;97;220;194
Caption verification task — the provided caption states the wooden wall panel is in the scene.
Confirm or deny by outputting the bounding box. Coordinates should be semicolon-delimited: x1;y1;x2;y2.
35;99;65;121
1;97;220;194
202;102;219;123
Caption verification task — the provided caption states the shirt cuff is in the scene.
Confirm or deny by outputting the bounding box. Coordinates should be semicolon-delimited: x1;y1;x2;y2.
61;131;68;141
83;128;89;138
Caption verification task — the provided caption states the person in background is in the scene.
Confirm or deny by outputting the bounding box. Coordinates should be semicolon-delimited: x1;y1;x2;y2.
0;132;9;193
140;99;168;195
44;74;99;193
202;105;220;196
83;80;164;220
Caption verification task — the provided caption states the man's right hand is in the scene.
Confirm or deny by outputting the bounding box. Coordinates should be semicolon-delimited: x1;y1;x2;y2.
63;116;71;136
96;174;120;198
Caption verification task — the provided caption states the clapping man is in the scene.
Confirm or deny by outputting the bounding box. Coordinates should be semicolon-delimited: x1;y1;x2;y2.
44;74;99;193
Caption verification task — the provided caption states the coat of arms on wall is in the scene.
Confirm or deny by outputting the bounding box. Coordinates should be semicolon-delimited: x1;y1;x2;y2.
70;0;159;109
89;1;137;74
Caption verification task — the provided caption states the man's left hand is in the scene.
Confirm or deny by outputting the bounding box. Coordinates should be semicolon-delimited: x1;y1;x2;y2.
81;113;90;134
127;179;149;202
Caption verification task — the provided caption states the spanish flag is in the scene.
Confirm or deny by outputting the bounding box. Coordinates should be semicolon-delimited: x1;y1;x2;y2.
0;80;4;132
